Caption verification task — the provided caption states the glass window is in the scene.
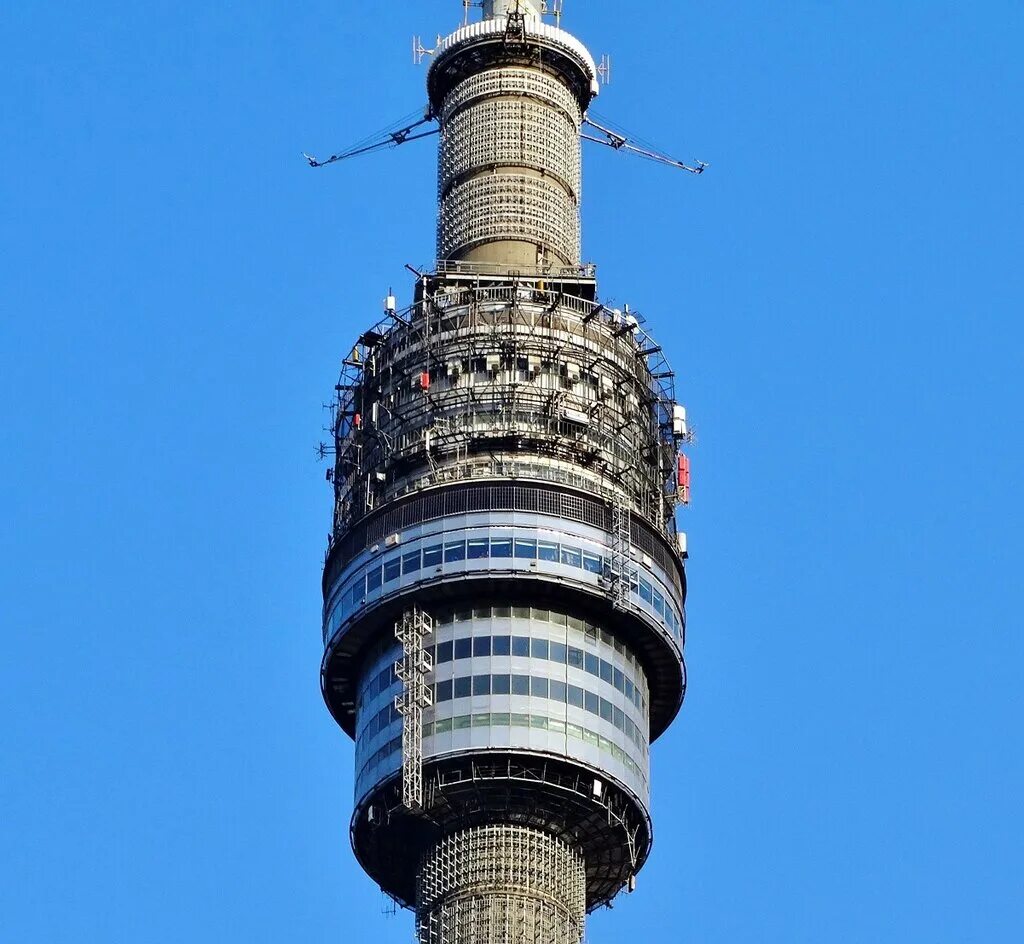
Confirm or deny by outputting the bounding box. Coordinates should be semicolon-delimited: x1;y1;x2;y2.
639;578;653;604
585;691;599;715
472;675;491;696
549;718;566;735
532;608;550;622
455;607;471;622
531;715;549;730
436;679;453;702
582;551;603;574
472;637;491;658
402;549;421;574
492;674;511;695
550;611;567;627
454;677;471;699
567;647;584;669
599;628;614;647
350;584;362;606
454;715;471;730
566;722;583;741
531;676;549;699
583;728;598;746
493;605;511;618
550;680;567;703
435;718;453;734
467;539;489;560
366;567;382;592
568;684;584;708
493;635;511;656
585;624;598;642
454;638;472;660
444;541;466;563
492;712;511;726
654;590;665;617
473;606;490;620
491;539;513;558
550;641;567;664
511;636;530;657
625;678;634;701
384;558;401;582
514;539;537;559
585;653;600;677
613;706;625;731
530;638;549;660
511;713;531;728
600;698;614;723
560;545;582;568
511;674;530;696
436;641;453;664
471;713;490;728
613;668;625;692
513;606;531;620
423;544;442;567
538;541;559;562
600;660;613;685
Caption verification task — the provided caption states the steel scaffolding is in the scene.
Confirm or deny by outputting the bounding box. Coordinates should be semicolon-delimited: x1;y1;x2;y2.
417;824;586;944
394;607;434;810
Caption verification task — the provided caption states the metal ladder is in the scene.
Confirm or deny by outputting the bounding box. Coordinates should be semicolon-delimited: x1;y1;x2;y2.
395;608;434;811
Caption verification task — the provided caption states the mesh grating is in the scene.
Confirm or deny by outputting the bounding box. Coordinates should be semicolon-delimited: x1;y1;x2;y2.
417;824;586;944
439;173;580;263
437;67;583;264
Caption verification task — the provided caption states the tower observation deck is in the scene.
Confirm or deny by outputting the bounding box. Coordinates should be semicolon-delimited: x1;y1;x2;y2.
319;4;694;941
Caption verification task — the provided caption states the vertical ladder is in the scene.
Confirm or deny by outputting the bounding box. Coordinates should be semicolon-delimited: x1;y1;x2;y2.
395;607;434;811
608;497;635;611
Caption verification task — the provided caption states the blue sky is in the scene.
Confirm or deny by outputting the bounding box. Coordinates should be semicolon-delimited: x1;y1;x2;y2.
2;1;1022;941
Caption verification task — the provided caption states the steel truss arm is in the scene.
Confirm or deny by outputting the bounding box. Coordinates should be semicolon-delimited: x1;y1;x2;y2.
304;112;437;168
582;116;708;174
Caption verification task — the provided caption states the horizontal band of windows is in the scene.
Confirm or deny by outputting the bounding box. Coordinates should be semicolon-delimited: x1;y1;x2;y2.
356;713;648;794
359;633;648;719
359;671;646;754
359;604;647;670
329;483;683;592
338;535;683;640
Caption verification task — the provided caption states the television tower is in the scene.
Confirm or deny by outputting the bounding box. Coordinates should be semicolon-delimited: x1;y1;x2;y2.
317;3;696;941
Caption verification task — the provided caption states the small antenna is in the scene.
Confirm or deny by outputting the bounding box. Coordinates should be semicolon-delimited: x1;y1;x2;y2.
598;54;612;85
543;0;564;27
412;35;441;65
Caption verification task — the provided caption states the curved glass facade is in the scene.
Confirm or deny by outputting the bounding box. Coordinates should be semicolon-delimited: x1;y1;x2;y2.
324;515;685;657
354;606;653;807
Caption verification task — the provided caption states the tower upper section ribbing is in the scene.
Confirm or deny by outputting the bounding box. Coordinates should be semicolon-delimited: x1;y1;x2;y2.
428;8;599;268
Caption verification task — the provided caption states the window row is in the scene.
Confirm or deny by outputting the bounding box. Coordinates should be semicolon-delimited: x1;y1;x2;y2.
357;605;651;682
340;537;684;639
360;633;648;717
360;672;647;755
357;713;647;792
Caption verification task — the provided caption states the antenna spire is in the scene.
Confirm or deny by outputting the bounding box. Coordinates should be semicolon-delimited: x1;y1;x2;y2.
482;0;543;20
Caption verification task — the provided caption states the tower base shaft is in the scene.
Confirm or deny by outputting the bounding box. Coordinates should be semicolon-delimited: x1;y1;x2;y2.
416;825;586;944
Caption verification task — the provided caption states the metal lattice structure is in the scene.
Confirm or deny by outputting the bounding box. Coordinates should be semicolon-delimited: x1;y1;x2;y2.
395;607;434;810
417;825;586;944
318;4;696;941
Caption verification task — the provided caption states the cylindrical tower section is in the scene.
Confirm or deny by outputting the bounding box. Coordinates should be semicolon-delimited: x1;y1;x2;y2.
438;69;582;267
428;14;599;270
416;825;586;944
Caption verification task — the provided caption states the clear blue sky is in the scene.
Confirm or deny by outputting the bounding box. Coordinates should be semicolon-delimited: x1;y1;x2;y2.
3;1;1022;941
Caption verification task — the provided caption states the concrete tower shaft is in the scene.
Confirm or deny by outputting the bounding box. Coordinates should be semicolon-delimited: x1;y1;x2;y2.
320;7;692;944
